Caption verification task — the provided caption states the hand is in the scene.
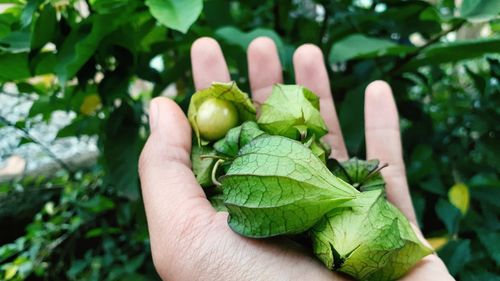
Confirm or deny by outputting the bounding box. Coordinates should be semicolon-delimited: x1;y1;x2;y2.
138;37;454;281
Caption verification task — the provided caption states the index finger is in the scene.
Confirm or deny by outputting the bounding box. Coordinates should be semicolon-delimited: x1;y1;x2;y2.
139;98;215;264
191;37;231;90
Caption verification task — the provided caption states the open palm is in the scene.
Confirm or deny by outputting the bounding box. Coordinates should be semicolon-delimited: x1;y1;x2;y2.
138;37;454;281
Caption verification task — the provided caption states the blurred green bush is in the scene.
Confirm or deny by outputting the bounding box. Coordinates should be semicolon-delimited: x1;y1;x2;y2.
0;0;499;280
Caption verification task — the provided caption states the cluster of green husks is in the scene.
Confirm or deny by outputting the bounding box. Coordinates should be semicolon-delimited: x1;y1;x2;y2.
188;82;432;281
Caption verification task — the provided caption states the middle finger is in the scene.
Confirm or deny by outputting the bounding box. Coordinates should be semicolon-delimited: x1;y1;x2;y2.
248;37;284;105
293;44;348;161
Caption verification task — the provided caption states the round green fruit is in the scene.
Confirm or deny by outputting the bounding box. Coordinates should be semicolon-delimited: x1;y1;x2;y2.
196;98;239;141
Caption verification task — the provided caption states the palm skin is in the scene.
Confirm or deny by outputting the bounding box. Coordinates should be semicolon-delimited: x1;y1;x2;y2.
138;37;454;281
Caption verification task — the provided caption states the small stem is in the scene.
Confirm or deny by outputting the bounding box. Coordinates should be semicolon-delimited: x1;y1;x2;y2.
0;91;36;101
358;162;389;187
200;154;229;161
211;159;224;187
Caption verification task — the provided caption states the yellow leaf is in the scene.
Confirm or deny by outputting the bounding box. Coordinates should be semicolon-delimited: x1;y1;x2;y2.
4;265;18;280
448;183;470;215
27;74;55;88
80;94;102;116
427;236;449;251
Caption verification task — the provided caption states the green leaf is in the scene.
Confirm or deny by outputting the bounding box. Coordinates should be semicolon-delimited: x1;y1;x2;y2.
145;0;202;33
215;26;288;68
305;136;330;164
436;199;462;234
0;53;30;81
20;0;42;27
338;86;365;154
79;195;115;213
191;144;217;188
55;6;136;83
330;157;386;191
4;264;18;280
209;194;227;212
30;4;56;49
478;232;500;266
0;30;30;52
57;116;100;138
311;190;432;281
460;0;500;22
419;177;447;195
438;239;471;275
187;81;256;144
329;34;415;64
213;121;264;157
402;38;500;71
221;135;358;238
89;0;133;14
103;103;141;200
257;84;328;140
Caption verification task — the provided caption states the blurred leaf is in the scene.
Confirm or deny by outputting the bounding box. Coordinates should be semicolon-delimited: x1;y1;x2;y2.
18;137;33;145
67;260;87;278
478;232;500;266
339;86;365;154
465;65;486;93
448;183;470;215
90;0;132;14
438;239;472;276
0;30;30;52
403;38;500;70
491;19;500;32
145;0;202;33
4;264;17;279
427;236;449;251
436;199;462;234
28;95;62;119
20;0;42;27
31;4;56;49
329;34;415;64
460;0;500;22
103;103;141;200
215;26;288;68
79;195;115;213
470;186;500;208
460;270;500;281
85;227;120;238
57;116;101;137
420;177;447;195
80;94;102;116
0;53;30;81
55;8;136;83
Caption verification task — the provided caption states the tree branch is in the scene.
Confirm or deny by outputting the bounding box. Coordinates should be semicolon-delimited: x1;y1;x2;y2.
386;20;467;77
0;115;73;173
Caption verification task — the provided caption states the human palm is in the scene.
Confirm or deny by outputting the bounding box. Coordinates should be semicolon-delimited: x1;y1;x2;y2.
138;37;454;281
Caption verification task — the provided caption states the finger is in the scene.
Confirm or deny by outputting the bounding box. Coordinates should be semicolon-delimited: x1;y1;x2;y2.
191;37;231;90
248;37;283;105
293;44;348;161
139;98;215;257
364;80;417;223
400;254;453;281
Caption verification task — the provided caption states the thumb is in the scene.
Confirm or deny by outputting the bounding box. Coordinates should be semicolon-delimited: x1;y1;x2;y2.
139;97;214;261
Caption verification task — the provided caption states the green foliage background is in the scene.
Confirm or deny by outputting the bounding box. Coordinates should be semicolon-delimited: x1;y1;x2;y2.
0;0;499;280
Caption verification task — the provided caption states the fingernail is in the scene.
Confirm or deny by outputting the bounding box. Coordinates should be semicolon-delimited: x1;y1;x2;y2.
149;99;158;132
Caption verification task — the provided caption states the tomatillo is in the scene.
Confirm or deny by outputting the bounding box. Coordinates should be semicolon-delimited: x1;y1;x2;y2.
196;98;239;141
